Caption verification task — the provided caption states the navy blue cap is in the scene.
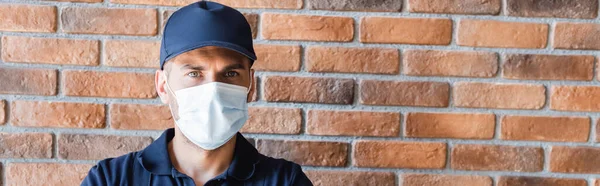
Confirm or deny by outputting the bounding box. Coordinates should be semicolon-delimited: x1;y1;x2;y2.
160;1;257;70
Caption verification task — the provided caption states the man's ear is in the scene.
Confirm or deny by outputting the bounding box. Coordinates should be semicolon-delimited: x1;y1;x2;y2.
247;69;256;102
155;70;169;104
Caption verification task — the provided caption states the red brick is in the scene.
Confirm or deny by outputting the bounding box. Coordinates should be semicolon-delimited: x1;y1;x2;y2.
104;40;160;68
213;0;303;9
501;115;590;142
503;54;595;81
110;104;172;130
262;13;353;42
244;13;259;39
61;7;157;36
551;146;600;173
6;163;93;186
409;0;501;14
48;0;102;2
263;76;354;104
110;0;196;6
403;50;498;77
307;110;400;137
360;17;452;45
507;0;598;19
596;179;600;186
360;80;449;107
306;171;396;186
241;107;302;134
0;68;57;96
458;19;548;48
256;140;348;167
11;101;105;129
498;176;587;186
1;36;99;66
58;134;152;160
551;86;600;112
405;112;495;139
402;174;492;186
554;23;600;50
0;4;56;32
451;145;543;172
354;141;446;169
308;0;401;12
0;133;52;158
454;82;546;109
63;70;156;99
306;46;400;74
252;45;302;72
0;100;5;125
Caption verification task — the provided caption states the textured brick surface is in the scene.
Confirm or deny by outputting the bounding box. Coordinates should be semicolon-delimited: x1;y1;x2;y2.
63;71;156;98
498;176;587;186
262;13;353;42
405;112;495;139
501;116;590;142
451;145;544;172
402;174;493;186
454;82;546;109
354;141;446;168
252;45;302;72
361;17;452;45
0;4;56;32
264;76;354;104
0;133;52;158
61;7;158;35
256;140;348;167
551;146;600;174
0;100;5;125
104;40;160;68
503;54;595;81
110;104;172;130
360;80;449;107
306;171;396;186
58;134;152;160
213;0;303;9
458;19;548;48
403;50;498;77
307;110;400;136
0;68;57;96
11;101;105;129
507;0;598;19
1;36;99;66
551;86;600;112
554;23;600;50
6;163;93;186
307;46;400;74
308;0;402;12
241;107;302;134
409;0;501;15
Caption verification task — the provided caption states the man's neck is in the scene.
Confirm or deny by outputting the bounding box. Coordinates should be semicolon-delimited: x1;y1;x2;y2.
168;128;236;185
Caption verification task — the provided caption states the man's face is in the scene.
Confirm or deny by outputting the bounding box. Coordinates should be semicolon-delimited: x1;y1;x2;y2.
155;46;254;120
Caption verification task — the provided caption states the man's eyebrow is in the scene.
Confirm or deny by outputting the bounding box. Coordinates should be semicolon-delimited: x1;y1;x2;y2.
222;63;246;71
180;64;205;70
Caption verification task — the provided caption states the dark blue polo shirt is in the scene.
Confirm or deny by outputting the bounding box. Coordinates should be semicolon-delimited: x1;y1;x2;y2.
81;128;313;186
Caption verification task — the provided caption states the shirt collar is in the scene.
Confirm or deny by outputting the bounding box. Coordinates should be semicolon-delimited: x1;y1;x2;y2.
137;128;261;180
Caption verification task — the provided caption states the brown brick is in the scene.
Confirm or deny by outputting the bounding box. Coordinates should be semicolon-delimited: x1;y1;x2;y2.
454;82;546;109
58;134;152;160
256;140;348;166
0;100;5;125
360;80;449;107
307;46;400;74
405;112;495;139
110;104;172;130
63;70;156;98
0;4;56;32
308;0;401;12
241;107;302;134
213;0;302;9
402;174;492;186
409;0;501;14
551;86;600;112
498;176;587;186
1;36;99;66
264;76;354;104
551;146;600;173
6;163;93;186
252;45;302;72
0;133;52;158
0;68;57;96
306;171;396;186
507;0;598;19
403;50;498;77
597;179;600;186
503;54;595;81
354;141;446;168
451;145;543;172
262;13;353;42
11;101;105;129
244;13;259;39
61;7;157;36
554;23;600;50
47;0;102;2
501;115;590;142
307;110;400;137
458;19;548;48
360;17;452;45
104;40;160;68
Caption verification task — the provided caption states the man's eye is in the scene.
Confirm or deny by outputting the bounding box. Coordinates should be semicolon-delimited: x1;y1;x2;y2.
225;71;239;77
186;71;200;77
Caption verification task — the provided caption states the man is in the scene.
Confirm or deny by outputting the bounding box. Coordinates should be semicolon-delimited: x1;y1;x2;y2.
82;1;313;185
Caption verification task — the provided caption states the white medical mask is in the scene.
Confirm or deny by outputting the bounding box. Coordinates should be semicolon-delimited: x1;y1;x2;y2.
164;75;250;150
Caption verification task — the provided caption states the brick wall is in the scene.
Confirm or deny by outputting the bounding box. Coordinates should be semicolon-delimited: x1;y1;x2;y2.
0;0;599;185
